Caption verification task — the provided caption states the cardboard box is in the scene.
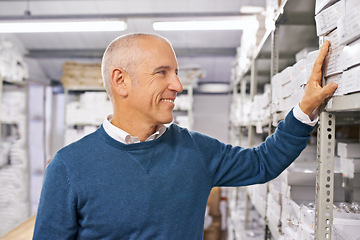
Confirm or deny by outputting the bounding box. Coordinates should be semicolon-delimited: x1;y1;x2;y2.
324;29;344;77
340;157;360;178
296;47;318;62
341;37;360;70
306;50;320;81
207;187;221;216
315;0;345;36
337;5;360;45
345;0;360;13
282;185;345;201
325;73;346;96
315;0;339;15
342;65;360;94
338;142;360;158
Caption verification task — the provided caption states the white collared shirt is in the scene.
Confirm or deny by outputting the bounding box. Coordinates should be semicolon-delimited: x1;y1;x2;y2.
103;115;166;144
103;104;316;144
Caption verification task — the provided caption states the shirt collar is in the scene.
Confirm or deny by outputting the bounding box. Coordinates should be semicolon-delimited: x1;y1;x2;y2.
103;114;166;144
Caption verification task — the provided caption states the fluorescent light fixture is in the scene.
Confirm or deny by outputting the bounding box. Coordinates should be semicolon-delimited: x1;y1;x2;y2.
0;20;127;33
153;19;257;31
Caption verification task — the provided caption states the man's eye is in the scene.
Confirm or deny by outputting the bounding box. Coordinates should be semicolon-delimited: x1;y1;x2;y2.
157;71;166;75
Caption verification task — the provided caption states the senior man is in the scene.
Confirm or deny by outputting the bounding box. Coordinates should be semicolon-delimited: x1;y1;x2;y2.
33;33;337;239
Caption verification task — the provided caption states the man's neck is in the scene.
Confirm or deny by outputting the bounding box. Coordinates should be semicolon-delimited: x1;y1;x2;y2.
111;114;159;142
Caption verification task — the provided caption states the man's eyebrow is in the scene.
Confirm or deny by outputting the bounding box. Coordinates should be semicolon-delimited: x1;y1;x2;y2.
153;66;171;72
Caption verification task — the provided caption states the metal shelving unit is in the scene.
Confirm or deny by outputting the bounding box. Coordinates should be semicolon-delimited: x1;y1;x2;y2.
230;0;360;238
173;84;194;130
315;93;360;239
229;0;339;239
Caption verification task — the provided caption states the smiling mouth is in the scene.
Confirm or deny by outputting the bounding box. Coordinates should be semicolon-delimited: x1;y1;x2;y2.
160;98;175;103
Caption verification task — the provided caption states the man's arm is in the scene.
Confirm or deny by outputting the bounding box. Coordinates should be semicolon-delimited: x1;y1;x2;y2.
33;154;78;239
196;41;338;187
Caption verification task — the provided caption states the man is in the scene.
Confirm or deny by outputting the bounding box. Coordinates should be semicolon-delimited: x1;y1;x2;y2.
33;33;337;239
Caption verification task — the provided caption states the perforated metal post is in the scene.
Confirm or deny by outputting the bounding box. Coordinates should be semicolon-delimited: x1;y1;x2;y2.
248;59;257;147
315;111;335;239
270;28;279;78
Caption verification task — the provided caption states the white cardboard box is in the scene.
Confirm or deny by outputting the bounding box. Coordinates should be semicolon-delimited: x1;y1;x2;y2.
315;0;340;15
340;157;360;178
315;0;345;36
325;73;346;96
345;0;360;13
324;29;344;77
341;37;360;70
342;65;360;94
337;5;360;45
282;185;345;201
306;50;320;81
296;47;318;62
338;142;360;158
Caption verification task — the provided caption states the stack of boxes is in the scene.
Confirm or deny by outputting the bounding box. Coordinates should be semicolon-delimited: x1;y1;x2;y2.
65;92;112;145
277;150;344;239
0;40;29;236
227;187;265;240
315;0;360;97
337;142;360;199
61;62;103;89
0;38;28;83
315;0;360;237
271;48;317;116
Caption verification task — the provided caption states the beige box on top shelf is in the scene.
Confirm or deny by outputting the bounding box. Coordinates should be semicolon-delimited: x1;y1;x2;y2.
61;62;104;89
315;0;345;36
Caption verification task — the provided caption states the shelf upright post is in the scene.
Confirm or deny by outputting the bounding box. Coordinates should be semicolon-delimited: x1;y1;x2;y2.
239;79;247;145
315;110;335;240
248;59;257;147
270;28;279;78
269;28;279;136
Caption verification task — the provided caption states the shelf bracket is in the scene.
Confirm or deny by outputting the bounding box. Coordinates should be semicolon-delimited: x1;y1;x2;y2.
315;111;335;240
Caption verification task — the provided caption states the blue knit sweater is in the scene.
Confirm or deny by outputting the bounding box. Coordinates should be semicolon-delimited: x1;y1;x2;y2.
33;110;314;239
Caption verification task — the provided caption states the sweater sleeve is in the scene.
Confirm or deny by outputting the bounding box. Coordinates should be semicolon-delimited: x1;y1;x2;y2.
193;109;315;187
33;153;78;239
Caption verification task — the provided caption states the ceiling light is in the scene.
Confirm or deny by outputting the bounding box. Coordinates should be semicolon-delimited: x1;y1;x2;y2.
0;20;127;33
153;19;257;31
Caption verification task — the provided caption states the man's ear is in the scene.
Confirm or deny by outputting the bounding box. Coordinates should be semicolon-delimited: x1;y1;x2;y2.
111;68;129;97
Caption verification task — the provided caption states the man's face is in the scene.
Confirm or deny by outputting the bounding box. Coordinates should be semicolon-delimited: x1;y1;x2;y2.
126;37;183;127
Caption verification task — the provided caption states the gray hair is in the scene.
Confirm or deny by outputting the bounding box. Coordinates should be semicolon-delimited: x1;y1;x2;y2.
101;33;173;101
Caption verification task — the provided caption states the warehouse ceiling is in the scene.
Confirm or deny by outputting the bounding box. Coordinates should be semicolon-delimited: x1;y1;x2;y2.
0;0;267;85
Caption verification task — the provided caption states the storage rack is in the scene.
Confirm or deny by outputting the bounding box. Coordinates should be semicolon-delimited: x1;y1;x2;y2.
173;84;194;130
63;86;109;146
230;0;360;239
228;0;360;239
0;78;30;236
